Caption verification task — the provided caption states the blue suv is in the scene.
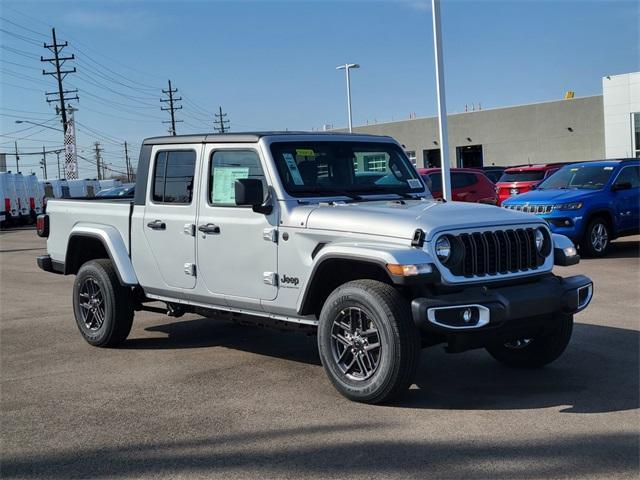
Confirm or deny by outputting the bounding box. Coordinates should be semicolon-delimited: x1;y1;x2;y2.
503;159;639;256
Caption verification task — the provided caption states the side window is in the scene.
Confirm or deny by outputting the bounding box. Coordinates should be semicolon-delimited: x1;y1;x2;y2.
615;166;640;188
152;150;196;204
427;173;442;192
210;150;266;206
451;172;476;189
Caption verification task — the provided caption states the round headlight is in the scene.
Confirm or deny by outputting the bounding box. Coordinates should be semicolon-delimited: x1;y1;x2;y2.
435;236;451;262
535;228;545;252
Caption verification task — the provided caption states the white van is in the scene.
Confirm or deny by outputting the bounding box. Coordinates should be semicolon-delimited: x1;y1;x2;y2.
13;173;31;223
68;179;100;198
25;173;43;217
42;179;70;200
0;172;19;227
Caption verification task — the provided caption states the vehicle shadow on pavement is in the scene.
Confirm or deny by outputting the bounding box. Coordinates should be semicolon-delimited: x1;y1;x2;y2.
589;238;640;260
123;317;322;366
402;322;639;414
125;318;638;414
2;428;637;479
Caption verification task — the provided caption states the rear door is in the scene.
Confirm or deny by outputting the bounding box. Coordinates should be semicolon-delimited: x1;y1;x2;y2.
142;147;199;289
612;165;640;232
196;145;278;301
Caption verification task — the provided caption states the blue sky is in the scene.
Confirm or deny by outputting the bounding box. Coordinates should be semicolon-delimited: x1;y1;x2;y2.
1;0;638;178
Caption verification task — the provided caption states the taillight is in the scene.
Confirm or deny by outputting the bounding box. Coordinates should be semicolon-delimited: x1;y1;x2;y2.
29;197;35;210
4;198;9;213
36;214;49;237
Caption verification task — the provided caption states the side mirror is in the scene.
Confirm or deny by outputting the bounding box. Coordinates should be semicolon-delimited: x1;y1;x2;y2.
612;181;632;191
235;178;272;214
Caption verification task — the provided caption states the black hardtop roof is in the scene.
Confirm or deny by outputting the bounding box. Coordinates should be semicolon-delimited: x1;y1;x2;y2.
142;131;393;146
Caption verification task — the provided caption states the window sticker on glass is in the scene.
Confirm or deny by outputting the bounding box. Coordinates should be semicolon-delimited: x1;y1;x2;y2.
283;153;304;185
212;166;249;204
296;149;315;157
407;179;422;189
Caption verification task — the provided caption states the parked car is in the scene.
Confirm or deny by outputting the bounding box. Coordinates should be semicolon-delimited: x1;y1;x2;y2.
0;172;19;228
95;183;135;197
503;159;639;256
496;163;566;205
37;132;592;404
97;179;122;193
418;167;498;204
481;166;506;184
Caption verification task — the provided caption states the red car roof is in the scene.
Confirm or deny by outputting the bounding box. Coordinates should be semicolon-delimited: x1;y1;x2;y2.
417;167;483;174
503;163;567;173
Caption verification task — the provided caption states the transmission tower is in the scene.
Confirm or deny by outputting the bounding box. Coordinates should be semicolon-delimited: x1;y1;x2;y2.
214;106;230;134
160;79;182;136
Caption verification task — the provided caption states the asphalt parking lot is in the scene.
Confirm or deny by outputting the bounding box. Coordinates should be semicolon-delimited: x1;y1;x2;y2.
1;228;638;479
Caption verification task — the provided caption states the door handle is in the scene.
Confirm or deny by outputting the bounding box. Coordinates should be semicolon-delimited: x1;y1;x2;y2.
198;223;221;234
147;220;166;230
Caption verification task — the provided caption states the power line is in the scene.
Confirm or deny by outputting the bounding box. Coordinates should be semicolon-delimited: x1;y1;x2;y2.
214;106;230;133
161;79;182;136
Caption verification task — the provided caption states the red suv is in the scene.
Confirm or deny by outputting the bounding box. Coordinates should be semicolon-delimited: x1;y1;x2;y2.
418;168;498;204
495;164;565;205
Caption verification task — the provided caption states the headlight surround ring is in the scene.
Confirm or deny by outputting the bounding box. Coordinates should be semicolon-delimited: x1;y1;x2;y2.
435;235;451;263
535;227;552;257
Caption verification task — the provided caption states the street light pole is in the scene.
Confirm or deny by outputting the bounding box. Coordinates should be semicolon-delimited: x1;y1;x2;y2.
14;120;63;132
336;63;360;133
431;0;452;201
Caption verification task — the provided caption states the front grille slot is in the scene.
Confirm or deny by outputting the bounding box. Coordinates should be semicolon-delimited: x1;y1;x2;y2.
448;228;544;278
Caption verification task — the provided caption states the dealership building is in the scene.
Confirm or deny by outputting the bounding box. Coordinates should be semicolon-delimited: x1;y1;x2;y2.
349;72;639;169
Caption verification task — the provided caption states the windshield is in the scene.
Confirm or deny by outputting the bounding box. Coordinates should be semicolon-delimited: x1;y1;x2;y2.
537;165;614;190
498;171;545;182
270;141;425;198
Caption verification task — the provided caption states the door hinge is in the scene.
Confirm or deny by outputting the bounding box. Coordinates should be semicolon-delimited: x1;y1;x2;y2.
184;263;196;276
263;271;277;286
263;227;278;243
184;223;196;236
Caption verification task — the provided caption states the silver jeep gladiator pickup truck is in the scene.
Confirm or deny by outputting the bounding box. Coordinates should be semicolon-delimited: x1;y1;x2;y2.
37;132;593;403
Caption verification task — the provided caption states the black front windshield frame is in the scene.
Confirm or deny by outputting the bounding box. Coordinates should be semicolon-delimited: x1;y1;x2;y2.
537;164;615;190
270;141;425;198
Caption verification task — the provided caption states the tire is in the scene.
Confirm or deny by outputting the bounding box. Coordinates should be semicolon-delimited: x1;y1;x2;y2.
486;313;573;368
317;279;420;404
72;259;134;347
581;217;610;257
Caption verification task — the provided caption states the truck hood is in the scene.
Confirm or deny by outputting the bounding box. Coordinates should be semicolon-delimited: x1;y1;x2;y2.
305;199;540;240
504;188;598;204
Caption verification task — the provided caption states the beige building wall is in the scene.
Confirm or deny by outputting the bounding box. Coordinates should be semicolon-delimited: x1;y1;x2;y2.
349;96;605;168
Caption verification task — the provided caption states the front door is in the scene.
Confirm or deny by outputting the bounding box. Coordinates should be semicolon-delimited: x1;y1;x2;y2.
196;146;278;301
142;147;199;289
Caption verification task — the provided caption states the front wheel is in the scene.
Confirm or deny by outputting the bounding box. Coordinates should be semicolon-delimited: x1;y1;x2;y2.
486;313;573;368
72;259;134;347
581;217;610;257
317;280;420;404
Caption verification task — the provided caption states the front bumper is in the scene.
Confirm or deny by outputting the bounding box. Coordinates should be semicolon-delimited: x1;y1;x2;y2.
411;274;592;350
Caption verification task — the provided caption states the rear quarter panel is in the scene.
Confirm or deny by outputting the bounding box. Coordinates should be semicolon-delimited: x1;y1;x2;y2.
46;199;131;264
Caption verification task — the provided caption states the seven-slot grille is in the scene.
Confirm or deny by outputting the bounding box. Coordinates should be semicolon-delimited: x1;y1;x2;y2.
446;228;545;278
504;204;553;214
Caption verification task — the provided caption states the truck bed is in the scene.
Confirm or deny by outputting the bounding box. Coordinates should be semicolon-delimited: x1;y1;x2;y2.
45;198;133;264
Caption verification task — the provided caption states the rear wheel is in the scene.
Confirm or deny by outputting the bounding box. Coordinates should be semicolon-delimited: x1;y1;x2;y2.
486;313;573;368
73;259;134;347
581;217;610;257
317;280;420;404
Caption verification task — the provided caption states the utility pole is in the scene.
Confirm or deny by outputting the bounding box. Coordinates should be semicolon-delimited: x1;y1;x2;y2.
213;106;230;133
94;142;102;180
40;146;48;178
124;141;131;182
160;79;182;136
56;150;61;179
14;141;19;171
41;28;78;134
